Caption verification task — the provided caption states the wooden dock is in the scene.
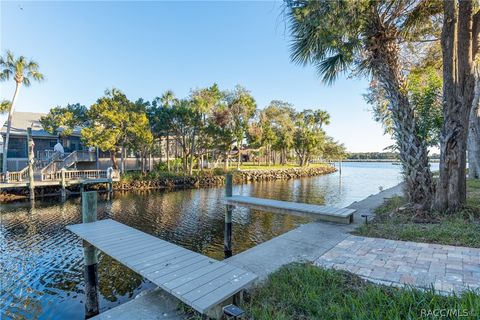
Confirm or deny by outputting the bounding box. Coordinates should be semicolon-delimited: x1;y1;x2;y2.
0;177;115;189
225;196;355;224
67;219;257;315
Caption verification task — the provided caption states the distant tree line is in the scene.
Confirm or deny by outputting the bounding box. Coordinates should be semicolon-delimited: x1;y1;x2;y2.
39;85;346;173
347;152;399;160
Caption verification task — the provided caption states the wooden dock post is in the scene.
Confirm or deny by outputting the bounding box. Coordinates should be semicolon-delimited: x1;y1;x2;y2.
82;191;100;319
27;128;35;201
60;168;67;201
107;167;113;200
224;174;233;258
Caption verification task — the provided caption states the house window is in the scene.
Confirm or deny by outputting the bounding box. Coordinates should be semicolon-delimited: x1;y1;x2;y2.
7;137;27;158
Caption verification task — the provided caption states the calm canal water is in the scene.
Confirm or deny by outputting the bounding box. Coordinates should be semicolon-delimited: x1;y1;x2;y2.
1;162;413;319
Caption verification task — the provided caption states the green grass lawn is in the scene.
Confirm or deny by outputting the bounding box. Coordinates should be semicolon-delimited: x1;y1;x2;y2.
242;263;480;320
354;179;480;248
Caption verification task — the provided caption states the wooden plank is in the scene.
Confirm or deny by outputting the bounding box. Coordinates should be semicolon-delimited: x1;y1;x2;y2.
97;232;159;249
163;261;228;290
183;269;248;302
66;219;258;314
137;250;193;274
149;255;209;281
192;272;258;312
114;240;171;260
113;240;172;259
172;264;237;296
131;247;188;269
91;233;146;247
142;251;199;277
155;259;216;285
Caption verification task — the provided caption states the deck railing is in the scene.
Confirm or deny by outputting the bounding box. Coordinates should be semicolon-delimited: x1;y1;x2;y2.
41;150;97;176
37;150;57;161
42;169;108;181
0;166;29;183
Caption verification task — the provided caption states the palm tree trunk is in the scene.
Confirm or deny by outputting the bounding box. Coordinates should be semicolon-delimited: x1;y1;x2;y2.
110;150;118;170
237;139;241;170
189;133;195;175
2;82;21;173
224;151;229;170
468;75;480;179
120;144;125;173
366;19;434;210
166;134;170;171
467;12;480;179
434;0;476;211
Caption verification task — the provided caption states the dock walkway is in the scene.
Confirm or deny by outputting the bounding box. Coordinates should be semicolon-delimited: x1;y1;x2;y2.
225;196;355;224
67;219;257;315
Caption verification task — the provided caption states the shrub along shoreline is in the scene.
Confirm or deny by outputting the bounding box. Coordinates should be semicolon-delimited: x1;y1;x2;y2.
114;164;336;191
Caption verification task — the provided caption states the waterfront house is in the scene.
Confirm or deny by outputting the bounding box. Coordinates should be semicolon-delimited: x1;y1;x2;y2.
1;112;162;173
0;112;84;171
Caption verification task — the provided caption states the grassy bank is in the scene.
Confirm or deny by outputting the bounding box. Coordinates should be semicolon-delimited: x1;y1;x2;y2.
242;263;480;320
354;179;480;248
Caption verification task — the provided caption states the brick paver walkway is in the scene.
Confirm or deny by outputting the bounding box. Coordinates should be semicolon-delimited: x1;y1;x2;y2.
315;235;480;294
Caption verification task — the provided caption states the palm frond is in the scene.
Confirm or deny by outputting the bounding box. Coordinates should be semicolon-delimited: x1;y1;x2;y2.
0;69;12;81
401;0;443;40
285;0;365;84
315;53;350;85
0;99;11;113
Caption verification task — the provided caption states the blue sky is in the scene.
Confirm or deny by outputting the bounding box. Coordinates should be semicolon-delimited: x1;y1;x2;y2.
0;1;393;152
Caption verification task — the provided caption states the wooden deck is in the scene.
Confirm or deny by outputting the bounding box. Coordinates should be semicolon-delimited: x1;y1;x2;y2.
0;177;117;189
225;196;355;224
67;219;257;314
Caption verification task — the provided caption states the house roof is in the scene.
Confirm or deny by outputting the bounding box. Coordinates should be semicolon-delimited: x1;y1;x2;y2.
0;112;81;138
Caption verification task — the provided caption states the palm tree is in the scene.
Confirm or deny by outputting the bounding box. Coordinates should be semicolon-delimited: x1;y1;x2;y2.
313;110;330;129
160;90;177;171
284;0;440;210
0;51;44;173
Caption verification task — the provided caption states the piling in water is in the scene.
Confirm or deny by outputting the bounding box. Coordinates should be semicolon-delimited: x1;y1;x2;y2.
224;174;233;258
82;191;99;319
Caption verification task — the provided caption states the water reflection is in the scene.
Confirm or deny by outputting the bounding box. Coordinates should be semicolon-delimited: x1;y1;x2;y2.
1;162;410;319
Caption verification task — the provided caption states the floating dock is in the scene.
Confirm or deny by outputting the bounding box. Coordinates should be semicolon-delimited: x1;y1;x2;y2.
225;195;355;224
67;219;257;315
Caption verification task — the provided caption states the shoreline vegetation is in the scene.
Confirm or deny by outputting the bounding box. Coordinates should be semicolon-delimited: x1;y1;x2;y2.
240;263;480;320
0;163;336;202
117;163;335;190
354;179;480;248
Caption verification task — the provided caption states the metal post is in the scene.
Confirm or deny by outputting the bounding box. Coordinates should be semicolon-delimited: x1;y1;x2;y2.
224;174;233;258
61;168;67;201
27;128;35;201
82;191;99;319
